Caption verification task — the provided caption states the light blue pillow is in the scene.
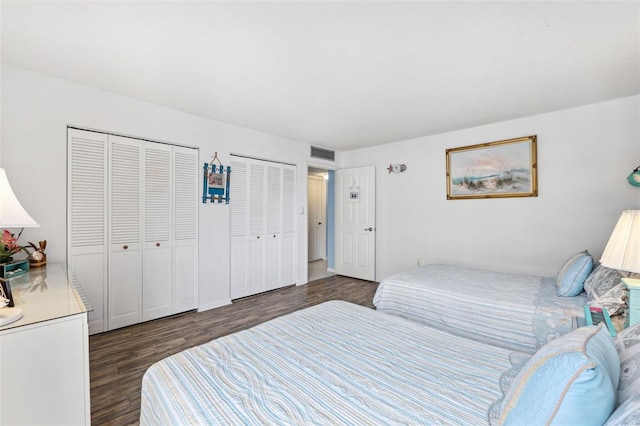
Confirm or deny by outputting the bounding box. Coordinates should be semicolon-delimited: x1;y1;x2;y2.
498;324;620;425
557;250;593;296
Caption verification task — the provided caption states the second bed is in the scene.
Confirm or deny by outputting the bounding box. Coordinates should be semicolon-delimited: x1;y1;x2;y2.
373;263;586;353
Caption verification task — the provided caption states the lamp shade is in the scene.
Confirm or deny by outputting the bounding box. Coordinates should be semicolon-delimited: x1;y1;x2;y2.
0;168;39;228
600;210;640;273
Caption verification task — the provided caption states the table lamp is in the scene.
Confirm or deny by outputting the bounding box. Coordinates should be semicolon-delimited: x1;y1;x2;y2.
0;167;39;326
600;210;640;326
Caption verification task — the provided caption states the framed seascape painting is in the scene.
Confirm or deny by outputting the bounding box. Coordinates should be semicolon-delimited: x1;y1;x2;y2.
446;135;537;200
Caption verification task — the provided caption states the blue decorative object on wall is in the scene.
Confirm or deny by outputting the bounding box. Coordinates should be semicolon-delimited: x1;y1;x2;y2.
627;166;640;187
202;152;231;204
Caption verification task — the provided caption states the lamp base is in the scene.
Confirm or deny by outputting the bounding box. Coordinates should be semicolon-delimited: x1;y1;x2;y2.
0;307;23;326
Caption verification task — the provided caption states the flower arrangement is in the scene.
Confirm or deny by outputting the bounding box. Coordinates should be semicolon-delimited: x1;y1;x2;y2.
0;229;31;263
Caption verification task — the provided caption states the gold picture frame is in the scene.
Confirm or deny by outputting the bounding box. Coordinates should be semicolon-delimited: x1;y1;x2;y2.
446;135;537;200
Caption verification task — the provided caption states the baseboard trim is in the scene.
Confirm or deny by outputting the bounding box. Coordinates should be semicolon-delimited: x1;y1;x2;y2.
197;298;232;312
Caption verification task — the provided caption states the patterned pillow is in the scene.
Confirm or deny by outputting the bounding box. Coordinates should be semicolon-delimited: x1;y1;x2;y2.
585;264;626;316
614;322;640;406
557;250;593;297
497;324;620;425
605;393;640;426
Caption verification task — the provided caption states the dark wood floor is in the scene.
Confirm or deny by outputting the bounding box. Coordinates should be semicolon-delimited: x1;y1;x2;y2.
89;275;378;425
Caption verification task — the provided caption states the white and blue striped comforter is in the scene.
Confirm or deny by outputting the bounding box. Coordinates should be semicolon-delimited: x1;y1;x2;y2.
140;301;525;425
373;264;586;354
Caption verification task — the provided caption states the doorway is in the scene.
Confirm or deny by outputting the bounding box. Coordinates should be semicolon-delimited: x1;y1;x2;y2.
334;166;376;281
308;167;335;282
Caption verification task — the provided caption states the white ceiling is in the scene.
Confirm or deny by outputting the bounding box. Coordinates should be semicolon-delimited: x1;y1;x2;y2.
2;1;639;151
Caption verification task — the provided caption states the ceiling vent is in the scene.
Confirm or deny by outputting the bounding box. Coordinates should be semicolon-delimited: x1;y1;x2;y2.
310;146;335;162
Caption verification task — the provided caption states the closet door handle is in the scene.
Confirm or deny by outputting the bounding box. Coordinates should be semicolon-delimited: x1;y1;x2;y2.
257;236;260;239
156;243;160;247
123;245;128;250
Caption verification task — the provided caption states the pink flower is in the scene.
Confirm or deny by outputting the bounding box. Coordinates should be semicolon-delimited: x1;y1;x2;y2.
1;230;18;250
0;229;26;257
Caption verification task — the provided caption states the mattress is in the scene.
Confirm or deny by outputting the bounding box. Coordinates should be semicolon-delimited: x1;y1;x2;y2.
373;264;586;354
140;300;527;425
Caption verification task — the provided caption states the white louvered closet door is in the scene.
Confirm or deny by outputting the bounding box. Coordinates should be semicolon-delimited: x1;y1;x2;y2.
108;135;143;330
67;129;108;334
229;156;296;299
230;159;249;299
266;165;283;290
69;129;199;333
143;142;172;321
249;161;267;293
173;146;199;313
282;165;296;286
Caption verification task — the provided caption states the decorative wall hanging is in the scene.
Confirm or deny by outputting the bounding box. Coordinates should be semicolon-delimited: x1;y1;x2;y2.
202;152;231;204
627;166;640;187
446;135;538;200
349;182;360;203
386;163;407;174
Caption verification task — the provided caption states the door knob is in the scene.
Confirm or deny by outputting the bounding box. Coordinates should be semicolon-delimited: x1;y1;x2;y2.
318;222;322;225
364;227;373;231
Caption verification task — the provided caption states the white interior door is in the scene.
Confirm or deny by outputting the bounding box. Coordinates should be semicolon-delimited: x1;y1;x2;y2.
307;176;326;261
335;166;375;281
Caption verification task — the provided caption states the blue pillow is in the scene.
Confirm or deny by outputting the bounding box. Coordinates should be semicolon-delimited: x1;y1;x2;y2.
557;250;593;296
498;324;620;425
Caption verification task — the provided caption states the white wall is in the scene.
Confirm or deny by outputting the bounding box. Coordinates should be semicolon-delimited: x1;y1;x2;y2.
342;96;640;279
0;64;338;310
3;64;637;300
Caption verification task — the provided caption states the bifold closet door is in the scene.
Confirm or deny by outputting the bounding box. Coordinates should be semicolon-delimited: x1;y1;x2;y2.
230;157;296;299
172;146;199;313
282;166;296;286
230;159;249;299
108;135;143;330
143;142;173;322
67;129;108;335
69;129;198;334
265;164;283;290
143;144;198;319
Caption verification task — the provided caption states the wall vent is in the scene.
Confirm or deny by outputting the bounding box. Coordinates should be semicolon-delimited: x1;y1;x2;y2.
310;146;335;162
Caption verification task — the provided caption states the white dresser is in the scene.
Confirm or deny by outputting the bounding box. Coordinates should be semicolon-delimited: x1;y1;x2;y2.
0;264;91;425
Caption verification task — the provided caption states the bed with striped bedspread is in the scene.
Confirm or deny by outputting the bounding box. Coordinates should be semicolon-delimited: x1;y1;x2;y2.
373;264;586;354
140;300;526;425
